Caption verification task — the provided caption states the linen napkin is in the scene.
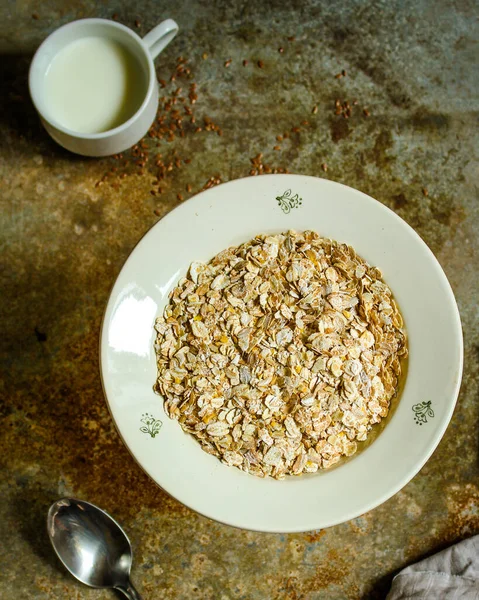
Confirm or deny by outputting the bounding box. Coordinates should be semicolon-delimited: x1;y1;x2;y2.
387;534;479;599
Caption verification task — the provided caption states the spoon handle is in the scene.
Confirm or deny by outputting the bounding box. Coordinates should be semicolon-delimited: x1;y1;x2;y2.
115;580;143;600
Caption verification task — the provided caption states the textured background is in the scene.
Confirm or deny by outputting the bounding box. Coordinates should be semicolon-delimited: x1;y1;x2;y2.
1;1;478;598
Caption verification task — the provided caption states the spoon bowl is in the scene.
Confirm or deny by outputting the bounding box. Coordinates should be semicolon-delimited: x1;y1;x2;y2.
47;498;142;599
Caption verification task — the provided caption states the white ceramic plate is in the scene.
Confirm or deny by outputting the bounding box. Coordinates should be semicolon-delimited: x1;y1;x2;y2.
100;175;463;532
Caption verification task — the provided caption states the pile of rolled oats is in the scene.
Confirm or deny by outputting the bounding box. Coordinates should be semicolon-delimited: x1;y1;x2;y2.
154;231;407;479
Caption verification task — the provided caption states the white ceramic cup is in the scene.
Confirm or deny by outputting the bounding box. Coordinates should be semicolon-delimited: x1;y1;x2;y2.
29;18;178;157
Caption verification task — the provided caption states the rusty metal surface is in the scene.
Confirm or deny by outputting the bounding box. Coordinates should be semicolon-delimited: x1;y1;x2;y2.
1;1;478;598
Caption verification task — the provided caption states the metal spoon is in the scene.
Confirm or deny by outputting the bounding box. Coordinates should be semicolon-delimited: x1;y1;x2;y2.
47;498;142;599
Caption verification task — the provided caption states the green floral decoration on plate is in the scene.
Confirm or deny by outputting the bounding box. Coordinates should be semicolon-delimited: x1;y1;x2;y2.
412;401;434;425
140;413;163;438
276;189;303;214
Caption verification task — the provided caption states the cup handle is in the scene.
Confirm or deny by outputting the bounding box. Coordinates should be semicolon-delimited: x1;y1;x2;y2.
142;19;179;60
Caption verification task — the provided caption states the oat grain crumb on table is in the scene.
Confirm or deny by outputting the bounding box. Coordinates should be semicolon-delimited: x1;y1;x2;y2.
154;230;407;478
